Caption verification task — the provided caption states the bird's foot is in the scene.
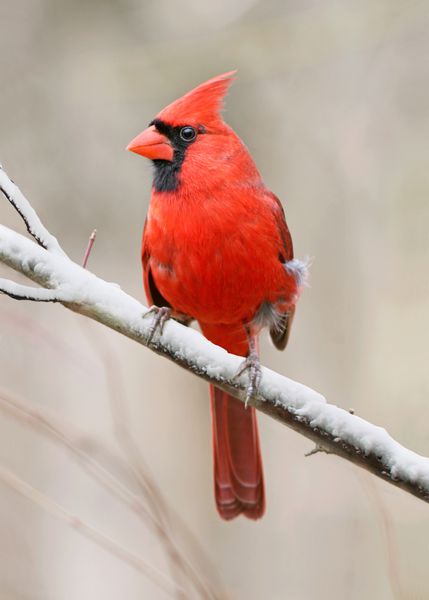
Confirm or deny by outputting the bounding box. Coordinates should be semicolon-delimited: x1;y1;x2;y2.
143;306;172;345
233;350;262;407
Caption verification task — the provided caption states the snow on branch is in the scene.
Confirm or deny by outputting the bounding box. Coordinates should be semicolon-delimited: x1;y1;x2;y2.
0;278;73;302
0;166;66;256
1;164;429;505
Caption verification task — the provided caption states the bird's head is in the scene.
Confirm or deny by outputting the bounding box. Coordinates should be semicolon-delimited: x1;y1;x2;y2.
127;71;257;193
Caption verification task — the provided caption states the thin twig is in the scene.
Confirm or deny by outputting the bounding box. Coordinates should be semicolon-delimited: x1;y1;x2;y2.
305;444;332;457
82;229;97;269
0;464;184;598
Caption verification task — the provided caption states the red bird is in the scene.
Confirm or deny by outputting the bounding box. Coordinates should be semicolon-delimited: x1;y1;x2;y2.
127;72;303;520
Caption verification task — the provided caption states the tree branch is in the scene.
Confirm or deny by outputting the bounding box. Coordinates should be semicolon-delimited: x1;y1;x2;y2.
0;166;66;256
0;278;72;302
1;164;429;505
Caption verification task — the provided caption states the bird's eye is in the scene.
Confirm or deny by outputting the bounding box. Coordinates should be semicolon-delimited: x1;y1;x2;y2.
179;126;197;142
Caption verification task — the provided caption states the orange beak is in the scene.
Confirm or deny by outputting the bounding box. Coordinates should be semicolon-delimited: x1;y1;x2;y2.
126;125;174;161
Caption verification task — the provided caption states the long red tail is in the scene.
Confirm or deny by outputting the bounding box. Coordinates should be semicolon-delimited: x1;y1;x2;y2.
210;385;265;520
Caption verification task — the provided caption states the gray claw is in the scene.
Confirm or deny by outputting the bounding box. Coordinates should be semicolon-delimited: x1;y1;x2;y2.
143;306;172;345
233;352;262;407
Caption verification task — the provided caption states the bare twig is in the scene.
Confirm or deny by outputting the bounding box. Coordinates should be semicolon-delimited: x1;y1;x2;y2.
0;464;184;598
305;444;332;457
82;229;97;269
1;165;429;506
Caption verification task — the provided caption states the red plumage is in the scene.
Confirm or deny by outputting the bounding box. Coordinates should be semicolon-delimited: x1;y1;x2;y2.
157;70;237;129
129;72;300;520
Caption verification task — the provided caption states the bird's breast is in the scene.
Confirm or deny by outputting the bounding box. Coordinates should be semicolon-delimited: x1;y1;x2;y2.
144;189;294;324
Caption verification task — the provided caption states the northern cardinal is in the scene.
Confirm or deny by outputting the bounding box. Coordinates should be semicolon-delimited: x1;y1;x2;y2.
127;72;304;520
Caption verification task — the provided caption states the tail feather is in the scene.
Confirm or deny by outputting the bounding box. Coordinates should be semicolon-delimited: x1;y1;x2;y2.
210;385;265;520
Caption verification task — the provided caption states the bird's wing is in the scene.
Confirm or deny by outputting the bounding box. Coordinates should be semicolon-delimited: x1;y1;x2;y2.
142;219;171;309
266;192;295;350
266;191;294;262
142;219;193;325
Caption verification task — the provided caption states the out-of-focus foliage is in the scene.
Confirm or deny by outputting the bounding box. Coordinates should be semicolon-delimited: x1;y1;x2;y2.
0;1;428;599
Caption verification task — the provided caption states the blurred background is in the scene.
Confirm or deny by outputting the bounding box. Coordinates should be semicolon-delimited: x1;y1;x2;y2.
1;0;429;598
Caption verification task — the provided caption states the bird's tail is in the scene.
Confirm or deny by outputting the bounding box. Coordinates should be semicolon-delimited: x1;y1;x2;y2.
210;385;265;520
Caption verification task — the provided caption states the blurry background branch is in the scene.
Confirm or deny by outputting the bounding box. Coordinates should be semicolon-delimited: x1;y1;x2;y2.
0;462;183;598
0;387;222;600
1;165;429;510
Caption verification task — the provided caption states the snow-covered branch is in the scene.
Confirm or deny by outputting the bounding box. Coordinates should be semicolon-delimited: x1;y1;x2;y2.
1;165;429;505
0;166;66;256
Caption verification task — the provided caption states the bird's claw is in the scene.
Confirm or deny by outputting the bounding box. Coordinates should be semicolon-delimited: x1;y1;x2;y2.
143;306;172;345
233;352;262;407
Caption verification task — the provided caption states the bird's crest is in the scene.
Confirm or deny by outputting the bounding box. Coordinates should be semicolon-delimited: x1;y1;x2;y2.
156;71;236;129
